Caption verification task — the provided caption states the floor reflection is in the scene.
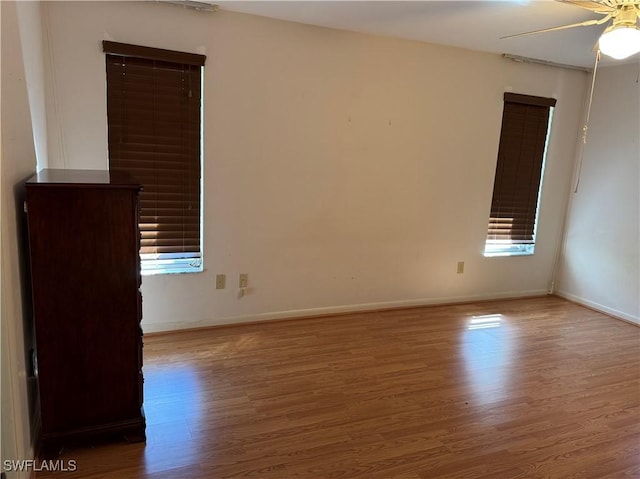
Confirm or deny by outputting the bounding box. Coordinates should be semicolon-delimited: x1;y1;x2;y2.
467;314;503;330
143;365;204;474
461;314;516;407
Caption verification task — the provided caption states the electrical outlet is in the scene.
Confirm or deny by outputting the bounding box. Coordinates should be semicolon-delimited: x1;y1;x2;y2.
239;273;248;288
457;261;464;274
216;274;226;289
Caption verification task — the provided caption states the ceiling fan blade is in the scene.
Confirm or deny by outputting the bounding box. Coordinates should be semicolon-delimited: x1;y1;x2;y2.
555;0;616;14
500;15;613;39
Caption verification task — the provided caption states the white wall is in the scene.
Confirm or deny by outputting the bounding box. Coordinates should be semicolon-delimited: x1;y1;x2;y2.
16;1;48;170
1;1;39;476
556;62;640;324
42;1;587;332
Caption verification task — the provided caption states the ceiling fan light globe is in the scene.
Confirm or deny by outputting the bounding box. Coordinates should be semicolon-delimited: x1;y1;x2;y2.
599;25;640;60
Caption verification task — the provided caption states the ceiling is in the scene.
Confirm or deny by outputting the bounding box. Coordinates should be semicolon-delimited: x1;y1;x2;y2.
215;1;637;69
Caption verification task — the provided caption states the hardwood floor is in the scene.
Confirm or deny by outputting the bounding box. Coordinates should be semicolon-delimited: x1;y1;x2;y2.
36;296;639;478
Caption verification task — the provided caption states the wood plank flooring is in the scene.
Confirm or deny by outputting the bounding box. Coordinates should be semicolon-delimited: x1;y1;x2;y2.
36;296;639;478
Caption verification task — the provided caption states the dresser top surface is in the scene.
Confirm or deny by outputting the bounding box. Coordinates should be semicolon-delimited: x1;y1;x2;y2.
27;169;141;188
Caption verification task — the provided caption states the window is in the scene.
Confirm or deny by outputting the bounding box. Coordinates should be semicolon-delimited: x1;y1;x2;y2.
484;93;556;257
103;41;206;274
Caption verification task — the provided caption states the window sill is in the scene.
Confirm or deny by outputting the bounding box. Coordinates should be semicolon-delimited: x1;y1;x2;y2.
484;244;535;257
484;251;534;258
140;256;203;276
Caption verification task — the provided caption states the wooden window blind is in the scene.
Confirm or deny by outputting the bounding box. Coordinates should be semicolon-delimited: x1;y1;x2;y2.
104;41;205;260
487;93;556;244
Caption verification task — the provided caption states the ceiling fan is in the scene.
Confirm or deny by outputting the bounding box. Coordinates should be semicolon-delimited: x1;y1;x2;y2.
503;0;639;188
503;0;640;60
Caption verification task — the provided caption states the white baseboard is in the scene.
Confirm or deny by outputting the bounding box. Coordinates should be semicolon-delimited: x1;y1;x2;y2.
554;290;639;325
142;289;549;333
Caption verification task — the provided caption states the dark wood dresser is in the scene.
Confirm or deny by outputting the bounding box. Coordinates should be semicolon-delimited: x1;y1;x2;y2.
25;169;145;454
